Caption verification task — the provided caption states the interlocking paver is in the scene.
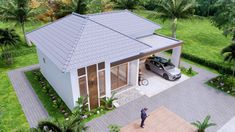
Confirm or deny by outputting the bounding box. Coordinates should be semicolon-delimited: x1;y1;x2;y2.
8;65;49;128
87;61;235;132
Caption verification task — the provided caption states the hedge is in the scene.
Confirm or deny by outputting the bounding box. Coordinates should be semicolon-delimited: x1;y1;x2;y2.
166;50;234;75
181;52;233;75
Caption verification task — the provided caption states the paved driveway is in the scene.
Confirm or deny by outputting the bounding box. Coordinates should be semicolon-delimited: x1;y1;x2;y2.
87;61;235;132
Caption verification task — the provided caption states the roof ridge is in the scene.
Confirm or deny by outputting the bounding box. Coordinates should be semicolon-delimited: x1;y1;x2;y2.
62;18;88;71
85;9;128;16
26;14;73;35
87;17;153;49
125;10;162;28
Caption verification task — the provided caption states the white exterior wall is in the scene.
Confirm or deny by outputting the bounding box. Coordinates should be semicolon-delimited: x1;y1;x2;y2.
129;59;139;86
37;48;75;110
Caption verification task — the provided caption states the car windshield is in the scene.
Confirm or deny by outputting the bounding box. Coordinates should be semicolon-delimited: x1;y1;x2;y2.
153;57;175;70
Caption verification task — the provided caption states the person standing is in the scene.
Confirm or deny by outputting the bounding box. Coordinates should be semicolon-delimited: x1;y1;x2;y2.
140;108;148;128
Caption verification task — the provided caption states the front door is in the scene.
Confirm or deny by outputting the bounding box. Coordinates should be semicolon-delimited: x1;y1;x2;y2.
87;64;98;109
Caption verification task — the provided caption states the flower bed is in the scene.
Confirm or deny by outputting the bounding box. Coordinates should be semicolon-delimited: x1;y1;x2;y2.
27;70;71;119
25;70;113;122
207;75;235;96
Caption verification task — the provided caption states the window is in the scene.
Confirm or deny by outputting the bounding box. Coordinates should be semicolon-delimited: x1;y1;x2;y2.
98;70;105;97
111;63;128;90
98;62;105;70
77;67;86;76
79;77;87;97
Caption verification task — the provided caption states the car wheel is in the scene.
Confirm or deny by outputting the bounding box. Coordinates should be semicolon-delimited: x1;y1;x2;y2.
163;74;169;80
145;64;150;70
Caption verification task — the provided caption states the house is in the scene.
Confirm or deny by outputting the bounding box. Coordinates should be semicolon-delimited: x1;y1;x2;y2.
26;10;182;110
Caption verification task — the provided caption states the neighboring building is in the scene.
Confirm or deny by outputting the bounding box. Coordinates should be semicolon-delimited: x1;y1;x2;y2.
26;10;182;110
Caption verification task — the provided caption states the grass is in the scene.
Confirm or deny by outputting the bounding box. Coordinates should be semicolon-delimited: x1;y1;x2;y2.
135;10;233;68
25;70;66;121
0;21;44;131
0;53;38;131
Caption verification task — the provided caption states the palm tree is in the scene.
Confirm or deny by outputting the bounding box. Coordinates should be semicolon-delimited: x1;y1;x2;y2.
221;42;235;76
31;117;88;132
0;28;20;65
0;28;20;51
192;115;216;132
0;0;39;46
155;0;196;38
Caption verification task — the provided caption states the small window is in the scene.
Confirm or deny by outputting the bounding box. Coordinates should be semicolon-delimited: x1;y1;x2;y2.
43;58;46;63
98;62;105;70
77;67;86;76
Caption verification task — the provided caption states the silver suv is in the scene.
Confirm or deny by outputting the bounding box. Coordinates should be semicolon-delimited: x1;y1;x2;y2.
145;56;181;80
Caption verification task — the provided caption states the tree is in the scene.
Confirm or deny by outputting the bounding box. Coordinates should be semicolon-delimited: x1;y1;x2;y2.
155;0;196;38
192;115;216;132
55;0;88;19
0;28;20;65
212;0;235;41
221;42;235;76
0;28;20;51
88;0;114;14
195;0;218;16
115;0;139;10
0;0;39;46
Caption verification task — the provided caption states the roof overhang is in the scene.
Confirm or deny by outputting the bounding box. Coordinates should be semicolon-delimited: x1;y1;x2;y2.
111;34;183;66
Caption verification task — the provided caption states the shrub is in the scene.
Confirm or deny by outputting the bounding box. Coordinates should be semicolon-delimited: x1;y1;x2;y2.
108;124;121;132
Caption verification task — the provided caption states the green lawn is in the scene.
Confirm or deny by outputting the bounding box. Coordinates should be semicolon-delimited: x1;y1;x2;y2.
0;53;38;131
0;22;43;131
135;10;232;68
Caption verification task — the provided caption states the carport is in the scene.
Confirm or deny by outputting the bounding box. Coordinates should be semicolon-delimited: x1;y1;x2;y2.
137;34;183;67
135;34;187;97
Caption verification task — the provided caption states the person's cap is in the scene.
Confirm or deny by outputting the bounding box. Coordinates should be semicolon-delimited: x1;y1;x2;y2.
144;108;148;110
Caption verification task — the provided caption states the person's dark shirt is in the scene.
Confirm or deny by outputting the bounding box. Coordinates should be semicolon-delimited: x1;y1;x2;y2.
141;109;147;119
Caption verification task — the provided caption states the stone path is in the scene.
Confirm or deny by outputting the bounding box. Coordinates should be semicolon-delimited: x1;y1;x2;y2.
87;60;235;132
8;65;48;128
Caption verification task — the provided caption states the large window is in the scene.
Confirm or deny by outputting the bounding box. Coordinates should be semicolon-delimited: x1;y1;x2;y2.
78;67;88;97
79;77;87;97
111;63;128;90
98;63;105;97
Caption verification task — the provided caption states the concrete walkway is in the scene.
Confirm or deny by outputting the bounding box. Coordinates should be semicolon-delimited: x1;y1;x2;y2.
87;61;235;132
8;65;48;128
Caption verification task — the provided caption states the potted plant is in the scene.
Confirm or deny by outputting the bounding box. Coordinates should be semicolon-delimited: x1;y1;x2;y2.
101;92;117;110
108;124;120;132
192;115;216;132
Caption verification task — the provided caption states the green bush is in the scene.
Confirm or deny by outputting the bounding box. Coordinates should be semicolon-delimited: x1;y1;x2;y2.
181;53;233;75
208;75;235;95
108;124;121;132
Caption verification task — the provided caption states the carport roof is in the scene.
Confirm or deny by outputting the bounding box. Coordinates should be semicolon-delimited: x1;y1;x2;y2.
137;34;182;53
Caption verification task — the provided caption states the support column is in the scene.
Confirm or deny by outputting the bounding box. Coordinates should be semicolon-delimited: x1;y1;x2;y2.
129;59;139;86
105;61;111;98
171;46;182;67
70;69;80;107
